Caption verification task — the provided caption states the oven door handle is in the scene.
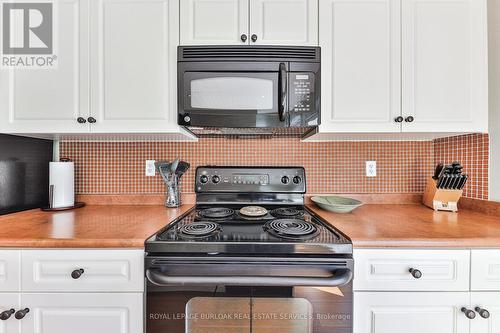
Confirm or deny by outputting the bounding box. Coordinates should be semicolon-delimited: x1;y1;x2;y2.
146;268;352;287
278;62;287;122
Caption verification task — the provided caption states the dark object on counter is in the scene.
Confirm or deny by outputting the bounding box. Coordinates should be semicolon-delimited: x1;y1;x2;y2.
434;162;468;190
0;134;53;215
41;202;86;212
433;163;444;180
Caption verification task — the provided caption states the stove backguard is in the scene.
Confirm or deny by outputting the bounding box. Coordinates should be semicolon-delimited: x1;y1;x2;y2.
195;166;306;206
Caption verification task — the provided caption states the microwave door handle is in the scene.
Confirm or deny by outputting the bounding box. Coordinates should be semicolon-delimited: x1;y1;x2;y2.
278;63;287;122
146;268;352;287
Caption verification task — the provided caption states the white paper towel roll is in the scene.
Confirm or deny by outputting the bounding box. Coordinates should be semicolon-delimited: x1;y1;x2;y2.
49;162;75;208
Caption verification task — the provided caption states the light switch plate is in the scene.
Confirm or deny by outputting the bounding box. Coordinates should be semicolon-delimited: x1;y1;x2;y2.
146;160;156;177
366;161;377;177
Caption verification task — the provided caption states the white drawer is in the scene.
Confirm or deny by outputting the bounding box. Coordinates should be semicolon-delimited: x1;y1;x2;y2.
471;249;500;291
21;249;144;292
353;249;470;291
0;250;20;292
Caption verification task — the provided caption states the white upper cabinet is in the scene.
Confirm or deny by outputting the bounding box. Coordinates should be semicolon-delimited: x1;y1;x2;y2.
312;0;488;138
90;0;180;133
318;0;401;133
179;0;318;46
180;0;249;45
401;0;488;133
250;0;318;45
0;0;90;134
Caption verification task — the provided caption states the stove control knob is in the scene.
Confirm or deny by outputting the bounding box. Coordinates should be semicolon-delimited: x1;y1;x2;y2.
281;176;290;184
200;175;209;184
293;176;302;184
212;175;221;184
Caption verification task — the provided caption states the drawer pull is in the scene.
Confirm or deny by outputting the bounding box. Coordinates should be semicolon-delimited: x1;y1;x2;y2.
71;268;85;279
409;268;422;279
0;309;15;321
15;308;29;320
475;307;490;319
461;307;476;319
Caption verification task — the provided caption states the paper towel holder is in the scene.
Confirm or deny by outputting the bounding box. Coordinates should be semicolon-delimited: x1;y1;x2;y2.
41;158;86;212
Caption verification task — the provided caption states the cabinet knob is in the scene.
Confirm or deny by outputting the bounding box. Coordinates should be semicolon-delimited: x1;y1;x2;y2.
240;34;247;42
71;268;85;279
0;309;15;321
15;308;29;320
395;116;404;123
475;307;490;319
87;117;96;124
77;117;87;124
251;34;258;43
461;307;476;320
409;268;422;279
405;116;414;123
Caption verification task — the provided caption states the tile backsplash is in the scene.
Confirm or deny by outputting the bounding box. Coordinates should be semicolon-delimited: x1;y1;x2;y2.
59;134;490;200
434;134;489;200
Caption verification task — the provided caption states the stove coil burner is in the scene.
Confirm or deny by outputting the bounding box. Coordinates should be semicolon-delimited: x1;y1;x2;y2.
198;207;235;219
264;219;319;240
178;222;222;240
270;207;303;218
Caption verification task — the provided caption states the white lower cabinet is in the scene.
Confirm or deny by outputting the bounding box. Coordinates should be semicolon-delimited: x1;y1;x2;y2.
354;249;500;333
19;293;142;333
0;249;144;333
471;293;500;333
0;251;21;292
0;293;20;333
354;292;470;333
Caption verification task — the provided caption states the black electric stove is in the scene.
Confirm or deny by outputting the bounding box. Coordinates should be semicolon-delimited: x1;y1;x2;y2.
146;166;352;255
145;167;354;333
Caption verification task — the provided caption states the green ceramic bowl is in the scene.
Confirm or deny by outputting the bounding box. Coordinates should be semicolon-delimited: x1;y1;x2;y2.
311;196;363;213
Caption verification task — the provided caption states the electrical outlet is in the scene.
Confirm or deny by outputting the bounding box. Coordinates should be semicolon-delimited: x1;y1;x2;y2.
366;161;377;177
146;160;156;177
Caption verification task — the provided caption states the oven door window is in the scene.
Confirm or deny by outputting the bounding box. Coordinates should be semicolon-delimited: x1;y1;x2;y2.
184;72;278;113
186;297;313;333
147;285;352;333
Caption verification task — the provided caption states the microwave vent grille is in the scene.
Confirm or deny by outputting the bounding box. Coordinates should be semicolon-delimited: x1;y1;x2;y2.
180;46;320;61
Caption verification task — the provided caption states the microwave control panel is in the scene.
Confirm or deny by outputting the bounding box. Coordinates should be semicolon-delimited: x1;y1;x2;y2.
289;73;315;113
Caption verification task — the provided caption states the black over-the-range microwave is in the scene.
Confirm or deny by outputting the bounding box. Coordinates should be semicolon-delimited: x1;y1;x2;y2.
177;46;321;137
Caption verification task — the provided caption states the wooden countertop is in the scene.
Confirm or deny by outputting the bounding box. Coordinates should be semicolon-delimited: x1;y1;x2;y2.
0;205;193;248
307;204;500;248
0;203;499;248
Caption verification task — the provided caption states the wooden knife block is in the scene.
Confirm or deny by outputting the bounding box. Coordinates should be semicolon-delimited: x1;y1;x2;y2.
423;177;463;212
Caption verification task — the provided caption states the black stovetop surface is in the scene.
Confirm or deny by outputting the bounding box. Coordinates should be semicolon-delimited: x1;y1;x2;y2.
146;205;352;256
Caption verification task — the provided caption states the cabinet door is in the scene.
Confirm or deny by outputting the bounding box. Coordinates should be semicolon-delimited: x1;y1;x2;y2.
0;250;20;292
402;0;488;132
0;293;20;333
353;249;470;291
180;0;249;45
318;0;401;133
250;0;318;45
354;292;470;333
0;0;90;133
471;292;500;333
471;250;500;291
20;293;142;333
90;0;180;132
21;249;144;293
